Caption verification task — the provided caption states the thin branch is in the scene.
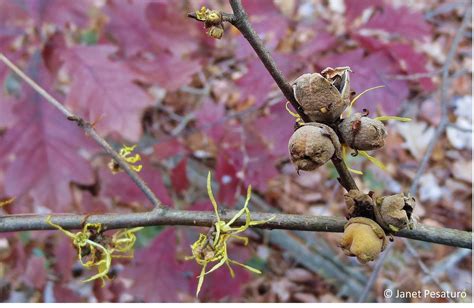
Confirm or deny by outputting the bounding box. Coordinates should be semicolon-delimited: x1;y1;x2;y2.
187;0;359;192
358;243;393;302
227;0;309;123
0;53;163;209
404;239;456;303
422;248;471;284
446;122;472;133
0;210;471;249
187;11;236;23
229;0;358;191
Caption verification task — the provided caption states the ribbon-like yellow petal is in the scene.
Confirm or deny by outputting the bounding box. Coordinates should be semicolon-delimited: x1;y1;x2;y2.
359;151;387;170
374;116;412;122
350;85;385;108
0;197;15;208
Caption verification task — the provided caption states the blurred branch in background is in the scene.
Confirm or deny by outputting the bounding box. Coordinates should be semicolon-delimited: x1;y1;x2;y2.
410;5;471;195
358;4;472;302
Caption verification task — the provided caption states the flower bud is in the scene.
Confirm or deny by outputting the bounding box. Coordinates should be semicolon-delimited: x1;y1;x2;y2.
292;67;351;123
288;124;336;172
338;113;387;151
374;193;415;232
340;217;387;264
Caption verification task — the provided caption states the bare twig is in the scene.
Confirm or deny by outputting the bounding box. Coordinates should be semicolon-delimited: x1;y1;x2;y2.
446;122;472;133
186;158;369;297
187;11;236;23
227;0;308;120
187;0;359;192
358;243;393;302
0;53;163;209
404;240;456;303
422;248;471;284
0;210;471;248
229;0;359;191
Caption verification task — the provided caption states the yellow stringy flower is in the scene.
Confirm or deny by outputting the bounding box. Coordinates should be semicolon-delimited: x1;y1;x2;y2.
46;216;142;286
109;144;143;174
110;227;144;258
186;172;273;297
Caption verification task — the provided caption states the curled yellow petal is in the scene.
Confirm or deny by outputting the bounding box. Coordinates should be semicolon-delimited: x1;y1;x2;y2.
348;167;364;175
46;216;141;287
109;144;143;174
374;116;412;122
81;239;111;286
195;6;208;21
0;197;15;208
285;101;304;126
228;259;262;274
359;151;387;171
342;145;364;175
350;85;385;108
46;216;77;239
111;227;143;257
196;262;208;296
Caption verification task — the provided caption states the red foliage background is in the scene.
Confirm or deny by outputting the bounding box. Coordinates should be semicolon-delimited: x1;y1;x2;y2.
0;0;471;303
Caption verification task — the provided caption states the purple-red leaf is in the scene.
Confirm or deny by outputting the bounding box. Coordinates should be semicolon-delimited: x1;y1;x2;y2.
26;0;92;28
130;52;201;91
215;151;240;206
385;43;435;91
254;104;294;158
104;0;156;57
170;157;189;194
361;5;431;40
21;255;47;290
123;228;189;302
63;45;153;141
154;138;185;160
0;61;95;211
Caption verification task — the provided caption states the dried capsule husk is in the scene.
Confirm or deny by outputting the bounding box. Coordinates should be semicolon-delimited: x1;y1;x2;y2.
374;193;415;232
344;189;376;219
338;113;387;151
288;124;336;172
340;217;387;264
292;67;351;123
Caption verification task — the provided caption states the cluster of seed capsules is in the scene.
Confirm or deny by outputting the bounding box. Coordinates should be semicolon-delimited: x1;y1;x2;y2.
287;67;415;263
288;66;387;173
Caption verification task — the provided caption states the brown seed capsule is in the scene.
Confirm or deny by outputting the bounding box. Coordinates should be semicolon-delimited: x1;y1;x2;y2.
344;189;376;219
338;113;387;151
288;124;336;172
292;67;351;123
340;217;387;264
374;193;415;232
